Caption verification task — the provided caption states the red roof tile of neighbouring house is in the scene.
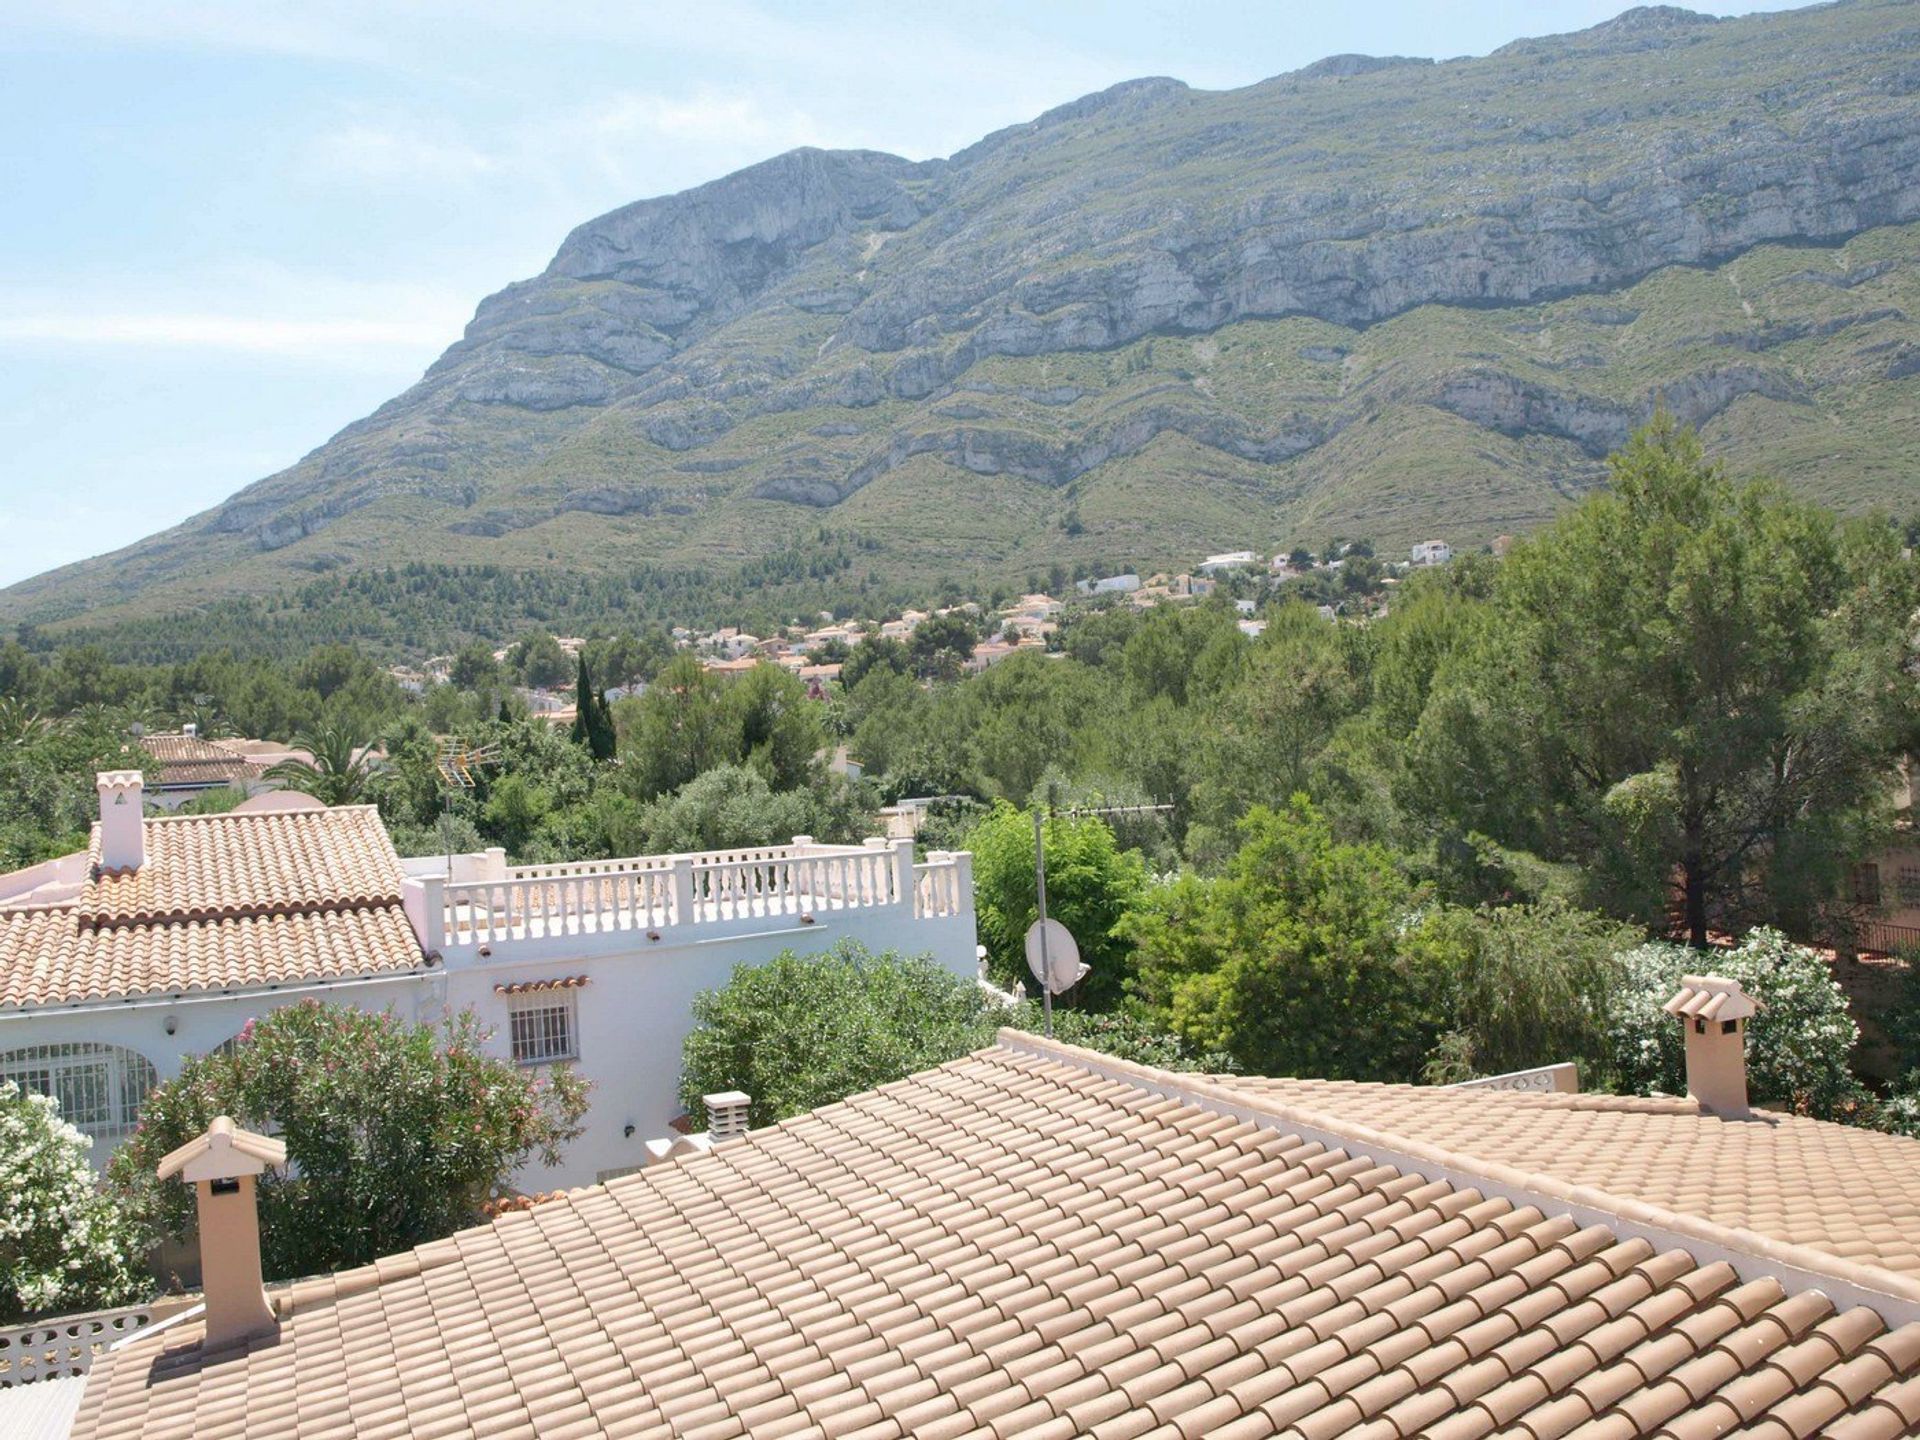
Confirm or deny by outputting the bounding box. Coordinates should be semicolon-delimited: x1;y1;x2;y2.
68;1033;1920;1440
136;732;270;790
0;806;427;1009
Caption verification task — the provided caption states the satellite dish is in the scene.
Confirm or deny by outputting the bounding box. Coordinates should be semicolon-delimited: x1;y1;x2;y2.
1024;918;1089;995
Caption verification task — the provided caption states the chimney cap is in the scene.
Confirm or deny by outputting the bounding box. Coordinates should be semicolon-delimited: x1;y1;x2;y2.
1663;973;1761;1024
96;769;145;793
157;1116;287;1184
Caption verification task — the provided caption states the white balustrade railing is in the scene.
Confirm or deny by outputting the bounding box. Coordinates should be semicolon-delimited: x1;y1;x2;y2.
438;839;966;946
447;867;675;945
1446;1061;1580;1094
505;855;671;881
0;1303;156;1385
914;851;970;919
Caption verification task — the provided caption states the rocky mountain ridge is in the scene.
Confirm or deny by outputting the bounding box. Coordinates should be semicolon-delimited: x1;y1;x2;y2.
8;0;1920;631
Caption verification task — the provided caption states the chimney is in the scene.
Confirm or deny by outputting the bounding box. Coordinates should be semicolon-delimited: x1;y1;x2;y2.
1662;974;1761;1119
182;721;198;739
704;1090;751;1141
95;771;146;872
156;1116;287;1350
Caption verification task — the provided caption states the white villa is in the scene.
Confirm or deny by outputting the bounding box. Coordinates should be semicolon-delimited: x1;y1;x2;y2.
1196;549;1256;574
0;772;976;1189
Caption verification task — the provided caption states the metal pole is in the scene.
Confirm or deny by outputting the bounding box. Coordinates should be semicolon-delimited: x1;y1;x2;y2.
1033;806;1053;1038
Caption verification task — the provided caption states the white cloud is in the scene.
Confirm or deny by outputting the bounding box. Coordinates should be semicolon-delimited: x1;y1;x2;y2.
0;311;448;355
0;268;473;369
309;123;500;183
0;1;380;61
583;90;833;150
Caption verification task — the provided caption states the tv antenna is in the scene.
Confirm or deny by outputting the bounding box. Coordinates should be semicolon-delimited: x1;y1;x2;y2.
434;738;500;873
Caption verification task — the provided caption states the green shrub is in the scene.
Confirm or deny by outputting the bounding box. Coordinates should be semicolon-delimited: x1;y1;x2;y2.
1608;929;1866;1118
107;1001;590;1282
0;1082;148;1321
679;943;990;1128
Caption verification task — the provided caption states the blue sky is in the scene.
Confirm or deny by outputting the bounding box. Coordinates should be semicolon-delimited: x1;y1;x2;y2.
0;1;1809;589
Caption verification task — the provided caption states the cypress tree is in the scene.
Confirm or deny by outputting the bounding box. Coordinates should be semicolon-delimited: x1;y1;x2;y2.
570;653;593;749
592;688;619;762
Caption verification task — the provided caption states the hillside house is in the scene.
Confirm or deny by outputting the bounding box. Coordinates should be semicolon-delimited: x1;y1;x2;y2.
134;728;271;809
1198;548;1257;574
1412;538;1454;566
69;988;1920;1439
0;773;976;1189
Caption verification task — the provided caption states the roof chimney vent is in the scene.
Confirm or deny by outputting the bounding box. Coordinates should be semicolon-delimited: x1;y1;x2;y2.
182;721;198;739
95;771;146;872
1663;974;1760;1119
157;1116;287;1351
705;1090;751;1142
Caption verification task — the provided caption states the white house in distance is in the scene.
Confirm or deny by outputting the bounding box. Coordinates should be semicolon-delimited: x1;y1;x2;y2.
0;772;976;1188
1196;549;1256;575
1411;538;1453;566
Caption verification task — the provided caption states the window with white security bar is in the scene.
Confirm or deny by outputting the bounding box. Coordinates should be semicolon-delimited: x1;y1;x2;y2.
0;1042;158;1140
508;994;577;1064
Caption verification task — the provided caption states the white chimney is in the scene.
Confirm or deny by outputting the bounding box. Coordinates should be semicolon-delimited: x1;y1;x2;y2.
156;1116;287;1351
96;771;146;872
705;1090;751;1141
182;721;198;739
1663;974;1761;1119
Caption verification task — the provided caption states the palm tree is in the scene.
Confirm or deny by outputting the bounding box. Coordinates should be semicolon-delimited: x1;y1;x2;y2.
0;697;49;747
267;723;376;806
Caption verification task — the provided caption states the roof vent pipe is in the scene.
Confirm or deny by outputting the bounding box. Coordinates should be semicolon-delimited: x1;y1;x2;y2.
1663;974;1761;1119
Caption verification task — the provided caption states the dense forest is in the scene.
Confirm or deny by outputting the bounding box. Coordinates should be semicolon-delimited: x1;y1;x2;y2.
5;419;1919;1114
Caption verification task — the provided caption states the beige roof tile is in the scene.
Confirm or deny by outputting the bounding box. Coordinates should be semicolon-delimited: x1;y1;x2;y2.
1214;1073;1920;1282
0;806;423;1007
69;1036;1920;1440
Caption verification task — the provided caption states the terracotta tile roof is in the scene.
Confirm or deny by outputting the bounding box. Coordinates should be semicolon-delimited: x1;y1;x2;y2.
492;975;590;995
69;1034;1920;1440
0;807;425;1009
0;903;425;1008
137;732;269;789
1210;1074;1920;1281
84;806;403;926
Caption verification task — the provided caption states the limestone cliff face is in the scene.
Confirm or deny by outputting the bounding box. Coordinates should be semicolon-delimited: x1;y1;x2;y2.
10;0;1920;622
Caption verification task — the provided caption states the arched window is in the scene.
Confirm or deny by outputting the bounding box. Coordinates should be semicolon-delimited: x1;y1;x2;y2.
0;1042;158;1141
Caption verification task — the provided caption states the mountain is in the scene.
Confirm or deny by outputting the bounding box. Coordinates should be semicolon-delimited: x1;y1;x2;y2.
10;0;1920;646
